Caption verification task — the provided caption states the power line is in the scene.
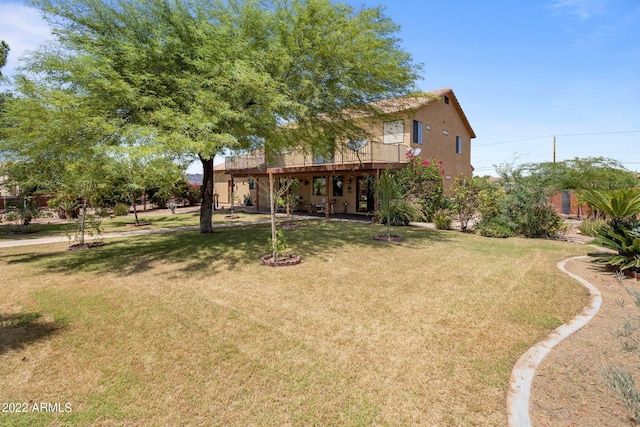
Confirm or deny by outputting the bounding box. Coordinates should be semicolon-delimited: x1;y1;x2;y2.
474;130;640;148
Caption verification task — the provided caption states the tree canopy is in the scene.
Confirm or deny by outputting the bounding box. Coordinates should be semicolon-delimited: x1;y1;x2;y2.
3;0;420;232
0;41;8;75
515;157;638;194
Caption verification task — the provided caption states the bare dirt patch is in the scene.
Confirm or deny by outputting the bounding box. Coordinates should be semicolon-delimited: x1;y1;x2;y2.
531;256;640;426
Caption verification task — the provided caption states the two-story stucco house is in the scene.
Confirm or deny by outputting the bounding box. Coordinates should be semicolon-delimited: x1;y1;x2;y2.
223;88;475;217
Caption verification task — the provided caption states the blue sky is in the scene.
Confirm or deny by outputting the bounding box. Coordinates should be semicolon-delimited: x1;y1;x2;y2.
1;0;639;175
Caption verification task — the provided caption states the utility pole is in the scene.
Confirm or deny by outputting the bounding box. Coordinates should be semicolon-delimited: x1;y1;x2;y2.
553;136;556;163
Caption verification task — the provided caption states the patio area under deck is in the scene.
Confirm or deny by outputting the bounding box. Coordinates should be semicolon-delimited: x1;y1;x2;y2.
226;161;405;219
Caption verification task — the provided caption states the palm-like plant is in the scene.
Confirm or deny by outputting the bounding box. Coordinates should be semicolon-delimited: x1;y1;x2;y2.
375;168;419;238
375;169;400;239
581;189;640;224
593;224;640;271
585;189;640;272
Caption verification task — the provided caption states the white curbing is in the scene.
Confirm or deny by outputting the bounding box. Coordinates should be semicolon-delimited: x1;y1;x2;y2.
506;255;602;426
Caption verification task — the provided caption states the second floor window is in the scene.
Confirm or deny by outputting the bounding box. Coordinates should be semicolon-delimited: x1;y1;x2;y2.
412;120;423;144
456;136;463;154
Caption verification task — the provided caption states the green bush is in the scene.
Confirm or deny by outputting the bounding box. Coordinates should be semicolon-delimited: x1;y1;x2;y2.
113;203;130;216
578;218;607;237
432;208;452;230
49;198;80;220
475;218;515;238
591;222;640;271
501;182;566;239
4;210;20;224
378;201;419;226
395;156;445;221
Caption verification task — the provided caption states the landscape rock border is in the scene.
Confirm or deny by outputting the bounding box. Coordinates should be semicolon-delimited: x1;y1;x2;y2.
260;254;301;267
506;255;602;427
66;242;105;251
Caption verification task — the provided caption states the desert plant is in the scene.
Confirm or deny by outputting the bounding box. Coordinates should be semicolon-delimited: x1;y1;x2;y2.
578;218;607;237
66;213;103;245
377;200;420;226
475;217;515;238
395;156;445;221
4;210;20;225
591;223;640;271
501;181;566;239
264;175;300;262
375;168;419;236
449;176;480;232
477;184;506;221
113;203;130;216
54;199;80;220
581;189;640;225
432;208;452;230
602;284;640;422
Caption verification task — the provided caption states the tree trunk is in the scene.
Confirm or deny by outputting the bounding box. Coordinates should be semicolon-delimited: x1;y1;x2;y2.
230;176;235;214
80;199;86;245
269;171;278;261
131;191;139;225
200;155;214;233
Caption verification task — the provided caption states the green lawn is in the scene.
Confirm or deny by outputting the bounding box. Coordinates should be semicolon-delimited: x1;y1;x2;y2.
0;221;588;426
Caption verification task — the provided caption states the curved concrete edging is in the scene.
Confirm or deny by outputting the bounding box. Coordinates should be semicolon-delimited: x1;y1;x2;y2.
507;255;602;427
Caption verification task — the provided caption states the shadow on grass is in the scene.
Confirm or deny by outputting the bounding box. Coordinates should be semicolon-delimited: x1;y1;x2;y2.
0;223;70;240
4;221;452;276
0;312;61;356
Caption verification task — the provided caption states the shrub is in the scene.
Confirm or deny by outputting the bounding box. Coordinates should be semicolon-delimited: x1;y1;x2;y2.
4;210;20;224
56;199;80;220
395;156;445;221
591;222;640;271
377;200;419;226
432;208;452;230
475;218;515;238
578;218;607;237
581;189;640;224
501;181;566;239
113;203;130;216
449;176;480;232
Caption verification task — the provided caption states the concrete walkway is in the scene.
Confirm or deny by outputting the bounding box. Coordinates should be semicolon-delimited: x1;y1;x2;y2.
0;214;335;249
506;255;603;426
0;225;202;249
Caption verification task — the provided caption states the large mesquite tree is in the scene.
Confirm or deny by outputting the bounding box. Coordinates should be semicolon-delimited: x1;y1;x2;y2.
7;0;419;233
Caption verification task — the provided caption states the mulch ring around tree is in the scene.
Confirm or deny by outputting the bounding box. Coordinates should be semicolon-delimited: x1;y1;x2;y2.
260;254;301;267
125;222;151;227
373;234;404;242
67;242;105;251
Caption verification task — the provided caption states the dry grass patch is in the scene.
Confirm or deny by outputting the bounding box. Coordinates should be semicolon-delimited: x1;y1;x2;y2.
0;222;587;426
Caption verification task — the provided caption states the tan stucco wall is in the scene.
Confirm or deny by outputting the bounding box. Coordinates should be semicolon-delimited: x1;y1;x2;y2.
408;97;473;185
213;171;251;205
360;96;473;189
